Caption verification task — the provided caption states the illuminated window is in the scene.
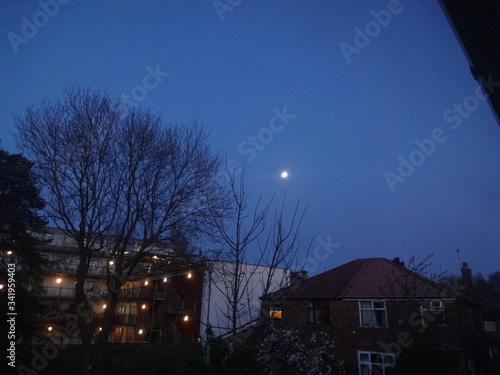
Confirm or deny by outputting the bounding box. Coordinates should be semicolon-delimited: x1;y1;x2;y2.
360;301;387;327
358;351;395;375
85;281;95;292
269;302;283;320
421;299;445;325
308;300;329;324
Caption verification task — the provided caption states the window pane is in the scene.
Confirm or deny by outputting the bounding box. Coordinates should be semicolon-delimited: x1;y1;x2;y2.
361;310;375;326
360;353;369;361
373;301;384;309
361;301;372;308
375;310;386;327
360;364;371;375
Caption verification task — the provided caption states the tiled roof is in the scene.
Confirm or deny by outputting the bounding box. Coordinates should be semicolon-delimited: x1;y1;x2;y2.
264;258;446;300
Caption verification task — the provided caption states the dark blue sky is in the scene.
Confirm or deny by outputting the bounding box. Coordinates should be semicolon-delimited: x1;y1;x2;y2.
1;0;499;277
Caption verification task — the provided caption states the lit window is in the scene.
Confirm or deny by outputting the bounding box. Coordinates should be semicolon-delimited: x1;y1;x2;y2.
360;301;387;327
269;302;283;320
358;351;395;375
421;299;445;325
308;300;329;324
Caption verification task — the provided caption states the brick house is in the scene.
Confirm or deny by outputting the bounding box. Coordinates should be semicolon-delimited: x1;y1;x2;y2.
261;258;487;375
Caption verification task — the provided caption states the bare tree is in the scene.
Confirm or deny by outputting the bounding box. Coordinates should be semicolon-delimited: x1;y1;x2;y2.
16;88;226;373
207;165;306;339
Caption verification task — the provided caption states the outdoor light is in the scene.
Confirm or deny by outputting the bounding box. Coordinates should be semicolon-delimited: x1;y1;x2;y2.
183;315;189;322
48;326;53;332
56;278;62;284
163;277;168;283
6;250;13;255
109;261;114;265
187;272;192;279
138;329;143;335
99;327;102;331
144;280;149;286
103;304;107;309
153;255;158;260
141;304;146;310
0;284;4;290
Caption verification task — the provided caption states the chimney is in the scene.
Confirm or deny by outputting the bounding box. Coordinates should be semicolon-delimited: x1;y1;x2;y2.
460;262;472;287
290;270;308;287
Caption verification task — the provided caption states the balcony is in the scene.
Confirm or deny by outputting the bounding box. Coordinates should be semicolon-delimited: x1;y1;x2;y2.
165;299;196;314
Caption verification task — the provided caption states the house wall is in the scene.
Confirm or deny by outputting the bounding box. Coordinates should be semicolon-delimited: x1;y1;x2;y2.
264;298;472;375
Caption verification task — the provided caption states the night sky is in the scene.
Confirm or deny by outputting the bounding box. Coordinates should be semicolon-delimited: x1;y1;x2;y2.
1;0;499;277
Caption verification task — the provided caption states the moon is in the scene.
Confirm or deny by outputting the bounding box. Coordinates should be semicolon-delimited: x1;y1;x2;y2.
280;171;288;179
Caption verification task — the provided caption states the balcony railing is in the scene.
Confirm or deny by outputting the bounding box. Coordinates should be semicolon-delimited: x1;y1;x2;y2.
165;299;196;314
37;287;107;300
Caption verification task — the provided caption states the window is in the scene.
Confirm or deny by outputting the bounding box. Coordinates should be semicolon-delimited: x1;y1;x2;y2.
269;302;282;319
308;300;329;324
484;321;496;332
85;281;95;292
360;301;387;327
358;351;395;375
421;299;445;325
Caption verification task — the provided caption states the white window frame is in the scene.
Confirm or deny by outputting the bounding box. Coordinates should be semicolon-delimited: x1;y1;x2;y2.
359;301;387;328
421;299;445;326
358;351;395;375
